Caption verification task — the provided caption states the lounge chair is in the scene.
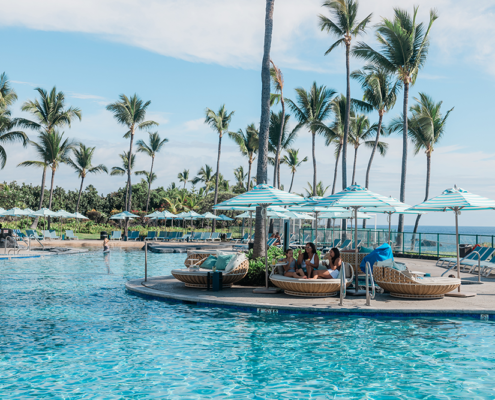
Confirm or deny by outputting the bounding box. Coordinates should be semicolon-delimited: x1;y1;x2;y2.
481;258;495;277
208;232;220;241
458;247;495;272
224;233;232;241
351;240;362;249
42;230;52;240
436;248;487;268
200;232;211;241
65;230;78;240
110;231;122;240
164;232;177;241
127;231;140;241
12;229;26;240
26;229;43;240
49;230;60;239
338;239;351;250
178;233;192;242
270;261;354;297
144;231;157;241
233;233;249;243
172;250;249;288
156;231;168;241
373;260;461;299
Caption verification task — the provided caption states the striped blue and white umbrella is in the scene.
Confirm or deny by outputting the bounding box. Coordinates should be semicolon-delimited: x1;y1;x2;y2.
217;214;234;221
408;186;495;290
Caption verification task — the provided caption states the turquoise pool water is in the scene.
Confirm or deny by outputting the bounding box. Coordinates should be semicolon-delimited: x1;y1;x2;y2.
1;249;494;399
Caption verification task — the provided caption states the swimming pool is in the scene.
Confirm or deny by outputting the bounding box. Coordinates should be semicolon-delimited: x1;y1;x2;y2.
1;249;494;398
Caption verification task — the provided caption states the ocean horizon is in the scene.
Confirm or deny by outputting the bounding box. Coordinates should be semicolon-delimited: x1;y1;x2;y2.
376;225;495;236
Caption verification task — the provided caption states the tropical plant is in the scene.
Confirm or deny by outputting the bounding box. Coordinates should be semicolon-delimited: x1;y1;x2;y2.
66;143;108;212
0;108;28;169
110;151;136;210
0;72;18;108
229;124;258;193
348;114;387;185
351;65;400;190
304;181;330;197
136;132;168;212
353;6;438;234
269;60;286;188
233;166;248;191
17;86;81;223
205;104;235;216
287;82;336;195
135;170;157;187
389;93;453;234
319;0;372;191
178;169;190;189
106;94;158;224
192;164;215;193
282;149;308;192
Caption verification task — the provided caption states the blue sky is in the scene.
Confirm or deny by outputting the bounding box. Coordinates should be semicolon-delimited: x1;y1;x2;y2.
1;0;495;227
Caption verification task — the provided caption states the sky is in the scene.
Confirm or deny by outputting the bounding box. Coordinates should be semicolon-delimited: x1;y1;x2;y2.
1;0;495;227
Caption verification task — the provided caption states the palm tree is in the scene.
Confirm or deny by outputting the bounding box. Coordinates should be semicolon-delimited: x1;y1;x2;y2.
268;111;297;189
304;181;330;197
19;130;75;227
351;65;400;190
0;72;18;108
233;166;248;191
136;132;168;213
229;124;258;193
283;149;308;192
135;170;157;187
192;164;215;194
287;82;336;195
348;114;387;185
319;0;372;191
389;93;453;234
17;87;81;226
353;6;438;235
110;151;136;210
178;169;190;189
66;143;108;212
205;105;235;212
269;60;285;188
106;94;158;228
0;109;28;169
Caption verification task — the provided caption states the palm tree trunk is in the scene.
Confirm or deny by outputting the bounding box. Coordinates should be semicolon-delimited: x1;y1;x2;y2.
331;144;342;194
47;167;56;229
76;175;85;213
124;181;128;211
365;113;383;190
289;171;295;192
254;0;275;259
342;43;351;191
413;151;431;234
146;157;154;213
247;159;252;192
397;81;409;239
31;166;47;229
312;131;317;196
274;96;285;189
125;129;135;238
351;147;358;185
212;134;222;232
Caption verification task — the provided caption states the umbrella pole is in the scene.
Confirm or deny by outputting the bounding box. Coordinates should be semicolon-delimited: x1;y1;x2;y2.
355;207;359;293
249;211;253;240
388;213;391;245
265;206;269;289
455;208;460;288
315;211;319;248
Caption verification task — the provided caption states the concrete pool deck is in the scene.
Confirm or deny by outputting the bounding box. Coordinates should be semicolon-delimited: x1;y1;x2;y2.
126;257;495;319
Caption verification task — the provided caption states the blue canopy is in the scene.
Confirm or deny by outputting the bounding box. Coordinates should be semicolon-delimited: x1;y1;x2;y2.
360;243;394;273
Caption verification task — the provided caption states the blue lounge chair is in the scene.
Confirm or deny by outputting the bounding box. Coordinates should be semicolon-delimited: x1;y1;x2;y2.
163;232;175;241
65;230;79;240
128;231;140;241
225;233;232;241
110;231;122;240
436;250;480;268
460;247;495;272
209;232;220;241
191;232;202;241
49;230;59;239
233;233;249;243
144;231;157;241
26;229;43;240
330;238;341;248
156;231;168;241
179;233;192;242
200;232;211;241
481;257;495;277
42;230;52;240
338;239;351;250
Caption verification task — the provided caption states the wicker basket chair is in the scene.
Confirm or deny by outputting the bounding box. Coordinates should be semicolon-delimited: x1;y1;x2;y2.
373;265;461;299
172;250;249;288
269;262;354;298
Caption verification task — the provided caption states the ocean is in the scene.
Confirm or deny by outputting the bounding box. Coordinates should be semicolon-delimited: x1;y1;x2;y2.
376;225;495;236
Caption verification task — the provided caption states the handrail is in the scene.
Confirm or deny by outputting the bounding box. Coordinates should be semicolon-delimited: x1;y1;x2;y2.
465;250;482;283
29;234;44;250
441;250;480;277
339;261;346;306
365;262;375;306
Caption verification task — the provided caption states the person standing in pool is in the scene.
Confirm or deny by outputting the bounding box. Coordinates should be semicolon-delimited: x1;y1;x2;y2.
103;237;110;252
297;242;319;278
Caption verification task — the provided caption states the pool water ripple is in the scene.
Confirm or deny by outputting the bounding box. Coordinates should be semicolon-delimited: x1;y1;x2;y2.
1;249;495;398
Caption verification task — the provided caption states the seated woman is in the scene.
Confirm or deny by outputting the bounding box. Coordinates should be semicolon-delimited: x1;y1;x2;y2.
297;242;319;278
312;247;342;279
273;232;281;246
282;248;307;279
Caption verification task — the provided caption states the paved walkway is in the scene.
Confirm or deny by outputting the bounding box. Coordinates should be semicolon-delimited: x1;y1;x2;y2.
126;258;495;318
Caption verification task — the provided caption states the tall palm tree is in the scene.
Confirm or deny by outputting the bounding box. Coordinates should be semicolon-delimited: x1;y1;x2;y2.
268;111;297;188
254;0;276;258
66;143;108;212
353;6;438;235
106;94;158;232
205;105;235;209
351;65;400;190
390;93;453;234
304;181;330;197
0;108;28;169
283;149;308;192
319;0;372;191
348;114;387;185
269;60;285;188
229;124;258;193
287;82;336;195
0;72;18;108
19;130;75;227
17;87;81;226
178;169;190;189
135;170;157;187
192;164;215;194
233;166;248;191
136;132;168;213
111;151;136;210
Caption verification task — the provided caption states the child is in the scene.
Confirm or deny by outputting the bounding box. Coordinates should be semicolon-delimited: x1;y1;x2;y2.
283;248;307;279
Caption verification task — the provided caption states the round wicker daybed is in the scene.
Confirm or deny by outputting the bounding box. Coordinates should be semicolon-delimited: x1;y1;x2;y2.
373;265;461;299
171;250;249;288
269;262;354;297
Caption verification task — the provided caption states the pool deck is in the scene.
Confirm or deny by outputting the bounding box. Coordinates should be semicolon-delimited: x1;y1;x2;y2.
126;257;495;319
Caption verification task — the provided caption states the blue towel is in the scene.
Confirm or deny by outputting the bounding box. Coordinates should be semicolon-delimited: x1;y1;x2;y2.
360;243;393;273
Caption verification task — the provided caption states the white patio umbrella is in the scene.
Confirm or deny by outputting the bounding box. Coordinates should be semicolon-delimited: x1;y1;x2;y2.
214;184;305;293
180;211;202;234
31;208;58;231
313;184;405;296
110;211;139;219
408;185;495;297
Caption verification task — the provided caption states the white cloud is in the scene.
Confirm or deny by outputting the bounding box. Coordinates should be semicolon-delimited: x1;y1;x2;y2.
183;118;205;132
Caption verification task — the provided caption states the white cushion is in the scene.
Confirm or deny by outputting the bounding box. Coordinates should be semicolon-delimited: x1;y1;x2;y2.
224;252;248;273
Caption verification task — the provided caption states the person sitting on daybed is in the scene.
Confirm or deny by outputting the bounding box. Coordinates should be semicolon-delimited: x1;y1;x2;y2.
282;248;307;279
297;242;319;278
312;247;341;279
